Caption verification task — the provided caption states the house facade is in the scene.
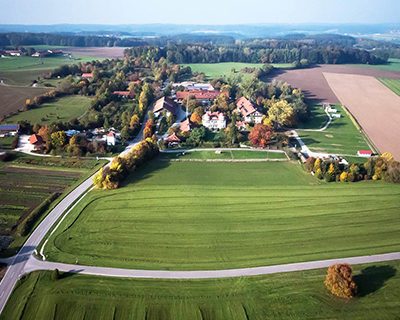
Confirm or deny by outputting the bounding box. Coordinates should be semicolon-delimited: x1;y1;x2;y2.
153;97;179;118
236;97;263;124
0;124;20;137
202;112;226;131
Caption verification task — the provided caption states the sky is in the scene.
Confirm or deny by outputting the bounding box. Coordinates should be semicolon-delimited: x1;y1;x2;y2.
0;0;399;25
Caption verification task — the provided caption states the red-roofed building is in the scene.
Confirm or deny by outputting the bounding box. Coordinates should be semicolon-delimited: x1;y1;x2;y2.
180;119;191;133
81;73;94;79
357;150;373;157
29;134;44;150
176;90;225;102
236;97;263;124
164;133;181;144
202;111;226;130
112;91;135;99
153;97;179;117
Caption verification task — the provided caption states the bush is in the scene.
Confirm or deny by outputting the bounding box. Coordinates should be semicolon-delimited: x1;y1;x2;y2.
52;268;60;281
339;171;348;182
324;172;335;182
324;264;357;298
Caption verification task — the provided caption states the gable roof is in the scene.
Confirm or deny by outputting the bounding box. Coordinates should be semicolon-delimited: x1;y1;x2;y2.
81;73;93;78
29;134;43;145
165;133;181;143
236;97;257;117
180;119;191;132
176;90;224;101
153;97;178;115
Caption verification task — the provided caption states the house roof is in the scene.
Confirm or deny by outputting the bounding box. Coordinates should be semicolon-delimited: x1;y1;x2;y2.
29;134;43;145
176;90;224;101
165;133;181;143
180;119;191;132
113;91;135;98
236;97;257;117
0;124;20;132
202;111;225;120
358;150;373;154
81;73;93;78
153;97;178;115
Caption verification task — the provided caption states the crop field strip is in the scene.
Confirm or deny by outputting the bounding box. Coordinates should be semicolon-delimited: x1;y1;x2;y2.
45;161;400;270
2;260;400;320
161;150;287;161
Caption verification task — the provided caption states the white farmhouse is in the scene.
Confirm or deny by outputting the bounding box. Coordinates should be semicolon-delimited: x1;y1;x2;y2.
202;112;226;131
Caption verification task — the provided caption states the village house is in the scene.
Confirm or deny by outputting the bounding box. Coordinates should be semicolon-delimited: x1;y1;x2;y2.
29;134;44;151
176;90;225;104
202;111;226;131
0;124;20;137
5;50;22;57
235;121;247;132
105;132;118;146
180;119;191;133
153;96;179;118
164;132;182;147
173;82;214;91
81;73;94;79
112;90;135;99
357;150;373;157
236;97;263;124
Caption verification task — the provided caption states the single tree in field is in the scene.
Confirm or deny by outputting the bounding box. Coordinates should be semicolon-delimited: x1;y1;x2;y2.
325;264;357;298
268;99;295;127
248;124;273;148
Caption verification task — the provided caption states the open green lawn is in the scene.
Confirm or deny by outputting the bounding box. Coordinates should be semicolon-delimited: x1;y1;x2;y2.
3;260;400;320
44;160;400;270
379;78;400;96
299;105;371;155
347;58;400;73
297;105;329;130
0;55;100;85
162;150;287;160
182;62;293;79
4;95;92;124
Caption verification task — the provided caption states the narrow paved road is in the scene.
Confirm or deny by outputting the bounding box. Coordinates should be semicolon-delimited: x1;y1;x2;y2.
24;252;400;279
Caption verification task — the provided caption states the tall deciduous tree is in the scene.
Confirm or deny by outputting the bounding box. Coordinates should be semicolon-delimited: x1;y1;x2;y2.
268;100;295;127
248;124;273;148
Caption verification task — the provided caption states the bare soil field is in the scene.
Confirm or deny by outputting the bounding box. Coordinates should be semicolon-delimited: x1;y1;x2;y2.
0;85;49;119
323;72;400;160
66;47;127;59
271;65;400;103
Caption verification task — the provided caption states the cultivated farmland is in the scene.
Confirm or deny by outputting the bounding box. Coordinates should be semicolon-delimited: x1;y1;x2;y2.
2;260;400;320
0;154;104;256
4;95;92;125
45;159;400;270
379;78;400;96
323;73;400;160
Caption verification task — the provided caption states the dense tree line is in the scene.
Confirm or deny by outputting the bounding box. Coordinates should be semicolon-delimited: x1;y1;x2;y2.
125;43;386;65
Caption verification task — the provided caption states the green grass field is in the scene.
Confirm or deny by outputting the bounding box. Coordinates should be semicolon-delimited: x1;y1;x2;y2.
379;78;400;96
299;105;371;155
4;95;92;124
347;58;400;73
162;150;287;160
297;105;329;130
182;62;293;79
3;260;400;320
44;159;400;270
0;55;100;85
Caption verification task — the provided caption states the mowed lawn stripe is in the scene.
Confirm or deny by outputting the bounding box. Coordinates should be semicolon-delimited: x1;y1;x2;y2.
46;161;400;270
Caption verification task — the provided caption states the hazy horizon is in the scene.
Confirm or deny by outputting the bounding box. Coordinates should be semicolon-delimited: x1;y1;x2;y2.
1;0;400;25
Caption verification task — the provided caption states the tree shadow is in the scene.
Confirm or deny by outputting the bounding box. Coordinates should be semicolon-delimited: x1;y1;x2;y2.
57;268;85;280
354;265;397;297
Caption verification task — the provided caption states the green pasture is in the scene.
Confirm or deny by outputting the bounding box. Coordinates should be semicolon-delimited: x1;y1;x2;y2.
44;160;400;270
298;105;371;155
347;58;400;73
162;150;287;160
3;260;400;320
5;95;92;124
379;78;400;96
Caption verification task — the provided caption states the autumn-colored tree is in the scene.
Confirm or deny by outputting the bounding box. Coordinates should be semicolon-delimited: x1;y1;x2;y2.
129;114;140;129
324;264;357;298
315;168;323;179
138;83;154;113
38;126;51;142
313;158;322;173
340;171;348;182
328;163;335;175
267;100;295;127
50;131;67;148
305;157;316;172
262;116;273;127
190;112;202;125
248;124;273;148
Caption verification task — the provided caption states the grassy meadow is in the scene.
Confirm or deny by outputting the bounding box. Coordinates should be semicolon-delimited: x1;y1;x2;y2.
44;159;400;270
298;105;371;155
347;58;400;73
2;260;400;320
162;150;287;160
379;78;400;96
4;95;92;124
182;62;293;79
0;55;100;85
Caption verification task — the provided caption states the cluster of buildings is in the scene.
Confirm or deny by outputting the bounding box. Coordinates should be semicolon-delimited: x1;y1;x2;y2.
0;124;20;138
0;48;65;58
